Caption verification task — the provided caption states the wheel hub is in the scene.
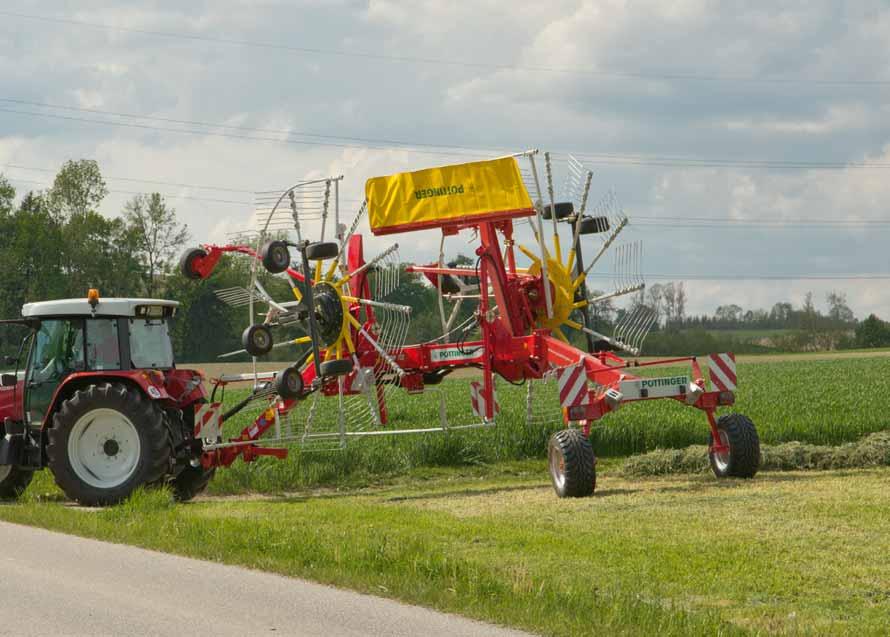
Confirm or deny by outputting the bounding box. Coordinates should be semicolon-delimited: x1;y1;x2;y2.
68;408;142;490
310;282;345;348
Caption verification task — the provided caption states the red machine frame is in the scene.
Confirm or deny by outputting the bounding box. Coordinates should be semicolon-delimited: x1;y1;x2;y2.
190;209;734;470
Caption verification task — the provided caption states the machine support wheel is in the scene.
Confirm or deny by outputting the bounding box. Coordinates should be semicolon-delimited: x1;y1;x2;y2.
260;240;291;274
305;242;339;261
47;383;172;506
319;359;353;378
548;428;596;497
242;324;273;357
709;413;761;478
0;465;35;500
275;367;304;399
179;247;208;280
171;464;215;502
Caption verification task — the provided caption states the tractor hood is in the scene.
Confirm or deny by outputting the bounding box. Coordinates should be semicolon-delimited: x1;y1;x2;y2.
22;298;179;319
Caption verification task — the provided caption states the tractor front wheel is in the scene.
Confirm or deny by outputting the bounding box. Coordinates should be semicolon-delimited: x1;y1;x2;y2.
0;464;34;500
47;383;172;506
709;413;761;479
548;428;596;497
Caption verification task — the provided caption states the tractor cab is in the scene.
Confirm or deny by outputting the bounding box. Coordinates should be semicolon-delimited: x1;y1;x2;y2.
1;295;177;427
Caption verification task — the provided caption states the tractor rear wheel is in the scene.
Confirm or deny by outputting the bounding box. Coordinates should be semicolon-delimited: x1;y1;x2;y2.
709;413;761;479
0;464;34;500
47;383;172;506
171;464;215;502
548;428;596;497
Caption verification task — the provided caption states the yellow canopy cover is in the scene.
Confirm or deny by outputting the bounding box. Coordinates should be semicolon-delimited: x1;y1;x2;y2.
365;157;534;235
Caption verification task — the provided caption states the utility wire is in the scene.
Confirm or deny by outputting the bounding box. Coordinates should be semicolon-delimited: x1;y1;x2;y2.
1;10;889;87
585;273;890;281
3;99;888;171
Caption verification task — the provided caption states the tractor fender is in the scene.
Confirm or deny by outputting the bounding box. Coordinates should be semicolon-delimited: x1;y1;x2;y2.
39;371;171;431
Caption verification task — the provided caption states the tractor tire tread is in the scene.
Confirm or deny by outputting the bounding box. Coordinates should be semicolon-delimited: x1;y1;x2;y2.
0;466;35;500
47;383;172;506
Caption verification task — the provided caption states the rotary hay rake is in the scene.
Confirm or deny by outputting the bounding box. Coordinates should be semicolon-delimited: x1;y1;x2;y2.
180;150;761;497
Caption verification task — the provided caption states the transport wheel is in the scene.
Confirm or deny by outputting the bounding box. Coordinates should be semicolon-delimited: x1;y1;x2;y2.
171;464;215;502
0;464;34;500
260;240;291;274
47;383;172;506
709;413;761;479
319;358;354;377
275;366;304;399
548;428;596;497
179;247;207;280
305;241;339;261
579;216;610;235
242;324;273;357
541;201;574;220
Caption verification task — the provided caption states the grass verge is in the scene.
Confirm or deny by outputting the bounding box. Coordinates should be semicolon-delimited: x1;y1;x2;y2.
5;466;890;635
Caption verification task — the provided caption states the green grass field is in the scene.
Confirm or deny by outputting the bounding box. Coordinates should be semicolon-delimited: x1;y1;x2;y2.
3;354;889;635
4;464;889;636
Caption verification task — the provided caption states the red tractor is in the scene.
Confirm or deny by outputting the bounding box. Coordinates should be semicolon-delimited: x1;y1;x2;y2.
0;292;212;505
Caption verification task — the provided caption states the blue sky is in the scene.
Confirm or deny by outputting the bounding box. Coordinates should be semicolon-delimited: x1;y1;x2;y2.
1;1;888;317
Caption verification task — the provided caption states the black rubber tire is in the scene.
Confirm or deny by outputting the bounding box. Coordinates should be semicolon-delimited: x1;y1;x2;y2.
319;358;354;377
541;202;574;220
0;465;35;500
179;247;208;280
305;241;339;261
275;366;304;399
260;240;291;274
548;428;596;498
47;383;172;506
709;413;761;479
171;464;215;502
579;216;610;235
242;324;273;357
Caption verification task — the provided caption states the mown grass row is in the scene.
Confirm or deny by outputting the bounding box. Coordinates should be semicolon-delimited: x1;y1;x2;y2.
210;356;890;494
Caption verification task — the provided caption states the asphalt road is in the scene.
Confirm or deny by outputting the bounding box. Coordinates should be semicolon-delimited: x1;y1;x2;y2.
0;521;533;637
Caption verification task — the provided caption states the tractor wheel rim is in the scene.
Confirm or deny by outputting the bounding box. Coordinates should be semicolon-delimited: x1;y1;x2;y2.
713;430;730;472
68;408;142;490
0;464;11;482
548;444;566;490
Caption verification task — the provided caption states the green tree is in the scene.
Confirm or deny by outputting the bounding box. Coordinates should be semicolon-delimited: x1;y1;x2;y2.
0;174;14;215
46;159;108;219
855;314;890;348
123;193;190;296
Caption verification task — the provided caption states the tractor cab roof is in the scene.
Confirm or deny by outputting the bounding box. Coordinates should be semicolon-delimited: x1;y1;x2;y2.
22;298;179;319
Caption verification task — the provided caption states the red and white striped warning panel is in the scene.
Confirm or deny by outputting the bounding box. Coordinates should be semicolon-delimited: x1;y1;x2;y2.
470;381;500;419
708;353;738;391
557;361;590;408
194;402;222;440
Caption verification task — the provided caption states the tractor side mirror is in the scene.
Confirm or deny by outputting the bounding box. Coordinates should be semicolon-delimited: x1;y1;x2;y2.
0;373;17;387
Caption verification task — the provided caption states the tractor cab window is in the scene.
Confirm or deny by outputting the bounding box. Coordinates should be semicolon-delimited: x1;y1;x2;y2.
86;319;121;370
28;319;86;384
129;319;174;369
26;319;85;425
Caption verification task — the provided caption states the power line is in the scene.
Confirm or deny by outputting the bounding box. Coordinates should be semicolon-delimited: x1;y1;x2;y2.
0;106;486;159
0;162;363;202
4;99;889;172
1;9;888;87
3;175;251;206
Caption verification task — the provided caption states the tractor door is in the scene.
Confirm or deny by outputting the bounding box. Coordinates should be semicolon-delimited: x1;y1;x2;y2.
25;319;85;426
